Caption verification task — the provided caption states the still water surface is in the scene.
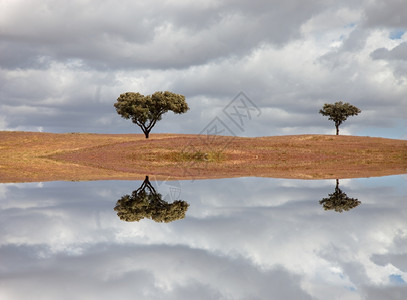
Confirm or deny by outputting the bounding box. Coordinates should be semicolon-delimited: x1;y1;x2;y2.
1;175;406;299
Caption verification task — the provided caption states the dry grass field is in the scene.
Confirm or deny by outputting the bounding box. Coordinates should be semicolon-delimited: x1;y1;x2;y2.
0;131;406;183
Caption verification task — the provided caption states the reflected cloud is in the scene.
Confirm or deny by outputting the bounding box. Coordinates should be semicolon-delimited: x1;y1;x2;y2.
1;176;406;300
114;176;189;223
0;243;312;300
319;179;361;212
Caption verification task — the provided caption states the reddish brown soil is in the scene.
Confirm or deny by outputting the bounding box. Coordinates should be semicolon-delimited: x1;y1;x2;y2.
1;131;406;182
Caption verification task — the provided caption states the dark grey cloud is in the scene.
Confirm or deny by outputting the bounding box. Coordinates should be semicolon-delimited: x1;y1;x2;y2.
0;0;336;71
371;235;407;273
370;42;407;80
0;243;311;300
361;0;407;85
372;253;407;273
340;27;370;52
363;286;407;300
371;42;407;61
363;0;407;28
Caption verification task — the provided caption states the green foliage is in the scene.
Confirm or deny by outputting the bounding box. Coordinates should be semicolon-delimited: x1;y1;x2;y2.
319;180;361;212
319;101;361;135
114;176;189;223
114;91;189;138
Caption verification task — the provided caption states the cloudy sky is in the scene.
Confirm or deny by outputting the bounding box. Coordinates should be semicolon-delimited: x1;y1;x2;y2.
1;176;406;299
0;0;406;138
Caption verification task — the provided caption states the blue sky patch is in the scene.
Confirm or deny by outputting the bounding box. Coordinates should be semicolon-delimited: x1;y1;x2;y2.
389;274;406;285
389;30;405;40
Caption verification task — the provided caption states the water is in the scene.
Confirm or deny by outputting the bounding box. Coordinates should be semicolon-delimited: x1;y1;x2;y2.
1;175;406;299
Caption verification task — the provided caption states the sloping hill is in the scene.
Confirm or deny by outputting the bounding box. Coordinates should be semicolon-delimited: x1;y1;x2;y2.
1;131;406;182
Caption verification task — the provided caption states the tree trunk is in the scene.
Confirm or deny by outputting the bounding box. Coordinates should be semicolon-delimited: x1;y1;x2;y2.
335;125;339;135
144;131;149;139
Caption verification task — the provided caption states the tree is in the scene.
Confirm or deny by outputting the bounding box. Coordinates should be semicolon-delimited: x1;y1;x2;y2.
319;179;361;212
114;91;189;138
319;101;361;135
114;176;189;223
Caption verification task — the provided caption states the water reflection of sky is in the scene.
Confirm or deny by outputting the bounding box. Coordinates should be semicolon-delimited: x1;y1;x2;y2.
1;176;406;299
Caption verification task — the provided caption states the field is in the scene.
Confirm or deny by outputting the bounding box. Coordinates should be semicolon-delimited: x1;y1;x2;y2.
0;131;406;183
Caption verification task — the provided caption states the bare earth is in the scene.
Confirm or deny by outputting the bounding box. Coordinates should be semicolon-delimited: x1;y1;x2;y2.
0;131;406;183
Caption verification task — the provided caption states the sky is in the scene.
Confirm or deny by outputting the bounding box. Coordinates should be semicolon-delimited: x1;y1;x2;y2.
0;176;406;299
0;0;406;139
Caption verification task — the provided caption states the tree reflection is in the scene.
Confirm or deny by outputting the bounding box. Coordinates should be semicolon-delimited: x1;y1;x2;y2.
114;176;189;222
319;179;361;212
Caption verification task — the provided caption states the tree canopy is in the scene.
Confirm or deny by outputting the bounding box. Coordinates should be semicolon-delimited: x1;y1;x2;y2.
319;179;361;212
114;176;189;223
319;101;361;135
114;91;189;138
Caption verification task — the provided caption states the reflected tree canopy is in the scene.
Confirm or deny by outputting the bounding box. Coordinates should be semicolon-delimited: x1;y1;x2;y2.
114;176;189;222
319;179;361;212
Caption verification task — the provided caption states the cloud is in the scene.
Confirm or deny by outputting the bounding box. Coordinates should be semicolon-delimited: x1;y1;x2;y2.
1;176;407;299
0;243;312;300
370;41;407;81
371;42;407;61
0;0;406;138
363;0;407;28
371;235;407;273
0;0;332;71
362;286;407;300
